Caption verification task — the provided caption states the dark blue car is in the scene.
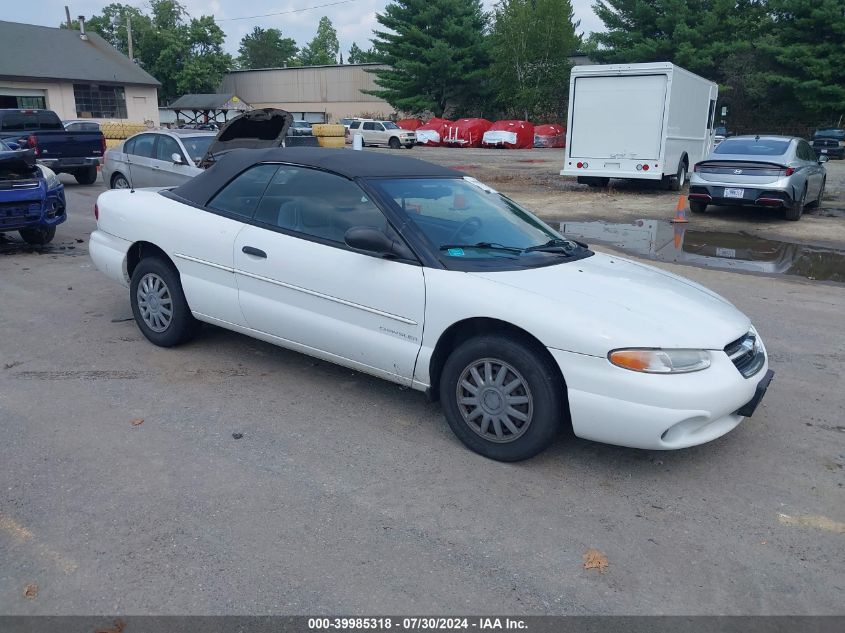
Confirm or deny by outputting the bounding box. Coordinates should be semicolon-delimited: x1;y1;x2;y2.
0;139;66;245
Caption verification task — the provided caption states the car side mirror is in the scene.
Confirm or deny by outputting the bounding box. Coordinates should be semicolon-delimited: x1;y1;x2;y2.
345;226;412;259
171;153;183;164
818;155;829;164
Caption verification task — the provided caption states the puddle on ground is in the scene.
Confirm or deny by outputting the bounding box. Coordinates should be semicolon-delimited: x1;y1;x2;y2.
560;219;845;283
0;235;82;257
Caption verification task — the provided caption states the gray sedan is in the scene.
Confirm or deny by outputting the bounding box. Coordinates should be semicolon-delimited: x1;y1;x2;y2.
102;130;215;190
689;135;827;220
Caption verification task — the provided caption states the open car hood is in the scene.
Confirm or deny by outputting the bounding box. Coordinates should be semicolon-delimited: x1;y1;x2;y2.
200;108;293;168
0;148;39;180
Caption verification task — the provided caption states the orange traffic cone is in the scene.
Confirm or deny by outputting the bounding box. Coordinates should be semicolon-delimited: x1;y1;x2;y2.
670;194;688;223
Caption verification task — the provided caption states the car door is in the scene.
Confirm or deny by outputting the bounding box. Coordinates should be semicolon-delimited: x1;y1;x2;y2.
361;121;379;145
151;134;199;187
798;141;822;198
123;133;157;187
232;165;426;384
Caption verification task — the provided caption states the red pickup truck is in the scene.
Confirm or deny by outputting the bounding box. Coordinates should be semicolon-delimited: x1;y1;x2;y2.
0;109;105;184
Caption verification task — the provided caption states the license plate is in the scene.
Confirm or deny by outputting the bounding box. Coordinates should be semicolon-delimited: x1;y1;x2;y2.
821;149;828;154
724;188;745;198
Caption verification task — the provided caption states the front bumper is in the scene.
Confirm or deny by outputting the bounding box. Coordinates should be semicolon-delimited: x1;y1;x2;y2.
0;184;66;232
689;175;797;209
549;345;770;450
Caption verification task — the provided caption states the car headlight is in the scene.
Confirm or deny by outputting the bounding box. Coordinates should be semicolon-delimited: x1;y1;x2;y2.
39;165;61;190
608;348;711;374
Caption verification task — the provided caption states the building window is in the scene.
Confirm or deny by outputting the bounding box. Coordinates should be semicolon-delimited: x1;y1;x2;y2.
73;84;127;119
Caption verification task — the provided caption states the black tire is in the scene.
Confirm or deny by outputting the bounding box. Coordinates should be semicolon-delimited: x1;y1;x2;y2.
74;166;98;185
388;137;401;149
439;334;564;462
806;178;824;209
669;162;687;192
784;187;806;221
690;200;708;213
19;225;56;245
111;172;131;189
130;256;199;347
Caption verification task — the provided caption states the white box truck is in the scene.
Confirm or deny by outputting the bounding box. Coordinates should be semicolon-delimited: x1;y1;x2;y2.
561;62;718;190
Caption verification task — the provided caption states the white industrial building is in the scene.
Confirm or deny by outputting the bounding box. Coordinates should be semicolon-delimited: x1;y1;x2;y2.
0;20;160;125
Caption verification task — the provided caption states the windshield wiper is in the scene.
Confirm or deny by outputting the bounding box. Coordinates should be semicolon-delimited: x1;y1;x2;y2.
522;238;580;254
439;242;524;253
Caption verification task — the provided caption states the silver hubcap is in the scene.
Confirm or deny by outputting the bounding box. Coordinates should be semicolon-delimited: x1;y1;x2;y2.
114;176;129;189
137;273;173;332
456;358;533;443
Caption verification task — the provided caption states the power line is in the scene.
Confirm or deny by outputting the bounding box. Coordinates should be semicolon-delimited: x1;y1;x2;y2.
214;0;361;22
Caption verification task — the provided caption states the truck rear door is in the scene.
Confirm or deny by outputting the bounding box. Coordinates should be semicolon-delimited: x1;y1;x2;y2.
569;74;668;161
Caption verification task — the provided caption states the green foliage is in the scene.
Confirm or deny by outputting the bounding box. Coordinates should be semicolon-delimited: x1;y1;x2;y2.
299;17;340;66
490;0;580;121
348;42;380;64
61;0;233;105
366;0;490;117
586;0;845;129
237;27;299;69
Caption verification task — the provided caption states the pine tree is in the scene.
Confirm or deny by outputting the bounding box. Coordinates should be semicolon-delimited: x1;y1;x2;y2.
366;0;490;116
299;17;340;66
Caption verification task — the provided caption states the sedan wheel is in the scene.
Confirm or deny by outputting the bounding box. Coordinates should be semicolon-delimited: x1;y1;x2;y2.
130;257;199;347
439;334;563;461
112;173;130;189
784;188;806;221
456;358;534;443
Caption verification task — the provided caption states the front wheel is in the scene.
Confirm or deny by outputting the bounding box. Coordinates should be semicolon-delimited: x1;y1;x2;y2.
388;137;401;149
806;178;825;209
19;225;56;245
130;257;199;347
74;166;98;185
439;335;564;461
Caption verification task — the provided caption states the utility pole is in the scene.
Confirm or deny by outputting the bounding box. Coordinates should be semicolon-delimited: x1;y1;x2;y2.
65;5;72;29
126;14;134;61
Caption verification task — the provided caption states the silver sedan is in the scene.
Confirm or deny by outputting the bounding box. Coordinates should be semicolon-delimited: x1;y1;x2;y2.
102;130;215;190
689;135;827;220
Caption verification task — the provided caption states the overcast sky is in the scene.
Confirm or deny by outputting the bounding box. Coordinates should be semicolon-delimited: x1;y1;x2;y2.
12;0;603;58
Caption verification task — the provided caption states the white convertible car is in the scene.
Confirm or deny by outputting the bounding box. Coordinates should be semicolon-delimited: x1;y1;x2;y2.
89;148;773;461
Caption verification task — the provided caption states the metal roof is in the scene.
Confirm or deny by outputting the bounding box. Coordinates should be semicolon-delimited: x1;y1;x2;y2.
165;94;250;110
0;20;160;86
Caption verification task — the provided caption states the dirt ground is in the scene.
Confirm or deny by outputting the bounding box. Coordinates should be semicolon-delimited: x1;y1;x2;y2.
381;146;845;250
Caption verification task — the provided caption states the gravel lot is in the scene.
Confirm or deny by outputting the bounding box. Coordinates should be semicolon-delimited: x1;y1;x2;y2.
1;160;843;616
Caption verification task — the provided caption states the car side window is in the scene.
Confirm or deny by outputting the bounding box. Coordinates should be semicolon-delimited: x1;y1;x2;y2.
208;164;280;219
349;121;361;129
129;134;156;158
123;138;136;154
800;141;816;161
376;123;386;131
155;135;183;162
253;166;393;245
363;122;375;131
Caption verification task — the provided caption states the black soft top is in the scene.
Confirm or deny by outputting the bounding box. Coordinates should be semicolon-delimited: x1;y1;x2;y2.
171;147;462;206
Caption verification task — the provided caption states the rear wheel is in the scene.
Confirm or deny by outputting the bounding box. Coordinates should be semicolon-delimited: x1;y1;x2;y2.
690;200;708;213
388;137;401;149
669;162;687;192
439;334;563;462
130;256;199;347
74;166;98;185
111;172;130;189
784;187;806;221
806;178;825;209
19;225;56;245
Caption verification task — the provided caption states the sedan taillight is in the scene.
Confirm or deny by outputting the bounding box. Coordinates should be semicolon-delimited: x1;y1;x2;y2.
783;167;795;176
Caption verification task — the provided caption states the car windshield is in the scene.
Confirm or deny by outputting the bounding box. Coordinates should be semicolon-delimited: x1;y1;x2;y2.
813;129;845;139
382;122;400;130
714;138;791;156
370;177;583;263
181;136;214;162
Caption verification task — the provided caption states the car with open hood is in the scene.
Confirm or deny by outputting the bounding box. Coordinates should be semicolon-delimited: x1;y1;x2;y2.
103;108;294;189
89;148;773;461
0;141;66;244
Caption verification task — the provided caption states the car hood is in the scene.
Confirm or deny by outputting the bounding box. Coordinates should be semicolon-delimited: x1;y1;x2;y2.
200;108;293;167
471;252;750;354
